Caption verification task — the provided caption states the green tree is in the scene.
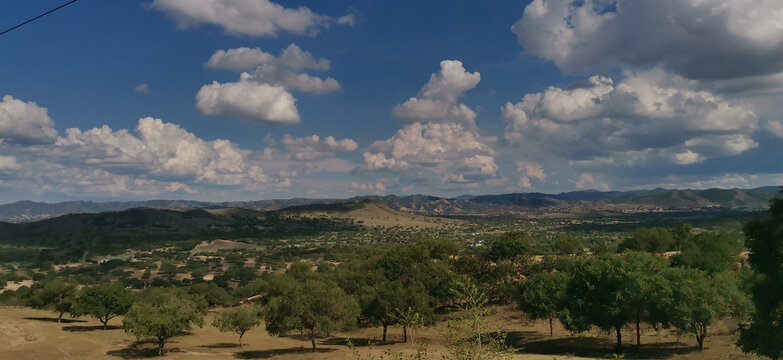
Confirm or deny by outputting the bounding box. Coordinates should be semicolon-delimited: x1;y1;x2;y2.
187;283;234;307
674;232;744;273
738;193;783;359
621;252;672;346
265;279;360;352
441;281;514;360
24;278;78;322
665;269;750;350
487;231;531;262
617;227;675;253
517;271;569;336
122;290;205;355
553;235;582;255
671;223;693;251
71;282;133;329
212;306;262;347
561;253;670;350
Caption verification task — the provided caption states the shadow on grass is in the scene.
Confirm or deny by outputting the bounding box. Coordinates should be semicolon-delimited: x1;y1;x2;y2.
23;316;86;323
63;325;122;332
321;337;377;347
106;339;183;359
504;331;701;359
199;342;241;349
234;347;336;359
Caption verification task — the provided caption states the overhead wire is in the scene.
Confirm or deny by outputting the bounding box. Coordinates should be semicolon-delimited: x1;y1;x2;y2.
0;0;80;37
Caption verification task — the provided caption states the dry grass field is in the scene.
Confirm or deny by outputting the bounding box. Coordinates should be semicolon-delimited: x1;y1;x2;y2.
0;305;755;360
293;201;462;229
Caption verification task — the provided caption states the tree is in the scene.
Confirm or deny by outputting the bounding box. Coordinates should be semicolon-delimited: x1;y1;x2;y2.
123;291;205;355
674;231;744;273
25;278;78;322
487;231;531;262
517;271;569;336
553;235;582;255
671;223;693;251
265;279;360;352
363;280;404;342
561;253;670;350
617;227;675;253
71;282;133;329
440;281;514;360
212;306;262;347
665;269;750;350
621;252;672;346
738;193;783;359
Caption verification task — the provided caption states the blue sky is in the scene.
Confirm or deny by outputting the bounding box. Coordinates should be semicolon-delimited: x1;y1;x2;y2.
0;0;782;202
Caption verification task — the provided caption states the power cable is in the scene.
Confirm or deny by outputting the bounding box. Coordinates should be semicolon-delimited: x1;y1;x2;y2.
0;0;80;37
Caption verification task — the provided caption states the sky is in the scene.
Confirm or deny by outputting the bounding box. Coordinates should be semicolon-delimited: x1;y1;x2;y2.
0;0;782;203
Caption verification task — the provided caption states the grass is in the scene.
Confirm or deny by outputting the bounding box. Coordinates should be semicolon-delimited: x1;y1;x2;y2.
0;305;756;359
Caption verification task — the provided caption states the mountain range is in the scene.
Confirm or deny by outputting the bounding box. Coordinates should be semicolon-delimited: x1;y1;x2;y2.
0;187;779;223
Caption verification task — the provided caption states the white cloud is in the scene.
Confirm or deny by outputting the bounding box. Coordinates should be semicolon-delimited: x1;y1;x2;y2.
206;47;276;71
0;155;20;170
673;149;702;165
0;95;58;144
575;172;609;191
364;122;497;184
503;70;759;164
134;83;153;95
279;134;358;160
200;44;338;123
55;117;268;186
519;160;546;180
152;0;354;37
206;44;330;71
766;120;783;138
195;73;300;125
393;60;480;125
512;0;783;80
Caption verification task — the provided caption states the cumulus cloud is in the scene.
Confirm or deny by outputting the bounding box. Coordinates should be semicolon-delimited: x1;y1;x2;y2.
151;0;354;37
392;60;480;125
0;155;20;171
206;44;330;71
512;0;783;80
55;117;268;186
196;73;300;124
364;122;497;185
279;134;358;160
575;172;609;191
502;71;759;165
513;161;546;189
0;95;58;144
199;44;339;123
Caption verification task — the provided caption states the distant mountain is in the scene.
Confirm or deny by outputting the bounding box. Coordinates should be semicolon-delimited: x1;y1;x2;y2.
0;187;779;222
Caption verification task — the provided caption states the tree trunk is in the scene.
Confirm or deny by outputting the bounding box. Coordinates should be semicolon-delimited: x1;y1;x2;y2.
615;325;623;351
102;312;110;330
239;333;244;348
697;324;707;351
403;325;408;343
158;338;165;356
311;338;317;352
549;317;554;337
382;324;388;342
58;311;64;323
636;314;641;346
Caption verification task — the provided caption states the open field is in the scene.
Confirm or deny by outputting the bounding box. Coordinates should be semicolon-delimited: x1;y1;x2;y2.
0;306;753;360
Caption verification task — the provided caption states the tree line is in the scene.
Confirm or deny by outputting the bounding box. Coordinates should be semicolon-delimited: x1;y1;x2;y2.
16;193;783;359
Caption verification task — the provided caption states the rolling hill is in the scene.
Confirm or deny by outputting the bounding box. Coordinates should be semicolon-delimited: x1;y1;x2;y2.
0;187;779;222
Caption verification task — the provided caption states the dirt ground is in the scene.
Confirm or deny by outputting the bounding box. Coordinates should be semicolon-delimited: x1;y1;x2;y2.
0;306;755;360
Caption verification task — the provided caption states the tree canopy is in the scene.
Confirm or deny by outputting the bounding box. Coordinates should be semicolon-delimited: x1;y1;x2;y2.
738;194;783;359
